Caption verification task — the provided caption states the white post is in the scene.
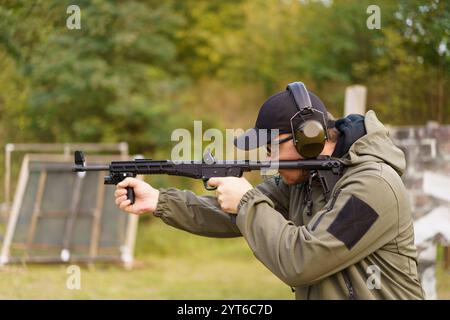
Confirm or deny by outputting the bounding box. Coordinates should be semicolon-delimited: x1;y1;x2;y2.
344;85;367;116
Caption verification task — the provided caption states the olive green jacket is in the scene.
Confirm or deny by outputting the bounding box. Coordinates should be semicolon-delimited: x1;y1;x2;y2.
153;110;424;299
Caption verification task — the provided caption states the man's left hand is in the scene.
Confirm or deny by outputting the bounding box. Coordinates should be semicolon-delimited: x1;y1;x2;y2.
207;177;253;214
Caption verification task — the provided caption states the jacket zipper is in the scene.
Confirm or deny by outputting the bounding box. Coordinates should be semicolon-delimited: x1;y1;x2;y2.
311;188;342;231
342;269;356;300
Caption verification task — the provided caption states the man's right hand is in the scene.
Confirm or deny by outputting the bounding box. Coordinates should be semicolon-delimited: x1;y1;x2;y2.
114;177;160;215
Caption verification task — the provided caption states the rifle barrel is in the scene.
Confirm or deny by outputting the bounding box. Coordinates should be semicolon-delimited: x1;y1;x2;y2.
73;159;342;173
74;165;110;171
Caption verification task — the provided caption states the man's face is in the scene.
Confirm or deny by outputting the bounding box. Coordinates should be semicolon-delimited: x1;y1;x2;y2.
266;133;310;185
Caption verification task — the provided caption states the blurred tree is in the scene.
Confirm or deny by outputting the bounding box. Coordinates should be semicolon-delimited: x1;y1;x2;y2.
0;48;30;142
220;0;302;93
0;0;192;153
356;0;449;124
0;0;448;156
394;0;449;123
172;0;245;79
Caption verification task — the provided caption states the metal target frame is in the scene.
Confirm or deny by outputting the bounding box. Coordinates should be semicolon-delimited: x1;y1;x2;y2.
0;154;139;268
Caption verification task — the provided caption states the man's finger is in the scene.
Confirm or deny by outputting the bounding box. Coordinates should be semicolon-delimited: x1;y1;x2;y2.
115;189;127;197
207;177;224;187
119;199;132;210
115;195;127;205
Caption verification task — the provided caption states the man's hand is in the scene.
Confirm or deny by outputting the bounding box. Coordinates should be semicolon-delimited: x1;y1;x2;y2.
114;177;160;215
208;177;253;214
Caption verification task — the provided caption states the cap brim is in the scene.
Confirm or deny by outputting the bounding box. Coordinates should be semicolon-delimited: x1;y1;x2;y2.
234;128;276;150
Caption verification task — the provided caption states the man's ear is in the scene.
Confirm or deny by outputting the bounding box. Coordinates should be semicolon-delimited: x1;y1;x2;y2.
320;140;337;156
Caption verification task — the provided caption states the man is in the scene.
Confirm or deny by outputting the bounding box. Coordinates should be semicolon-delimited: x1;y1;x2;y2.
115;82;424;299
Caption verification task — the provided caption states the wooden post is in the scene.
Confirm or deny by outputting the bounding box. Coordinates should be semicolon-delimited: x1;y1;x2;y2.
0;155;30;265
25;171;47;254
444;246;450;270
4;143;14;214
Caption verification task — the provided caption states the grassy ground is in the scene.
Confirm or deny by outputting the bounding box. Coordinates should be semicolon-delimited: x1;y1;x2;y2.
436;259;450;300
0;218;449;299
0;219;292;299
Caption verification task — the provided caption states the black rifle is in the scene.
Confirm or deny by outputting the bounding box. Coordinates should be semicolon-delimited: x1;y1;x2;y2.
73;150;344;204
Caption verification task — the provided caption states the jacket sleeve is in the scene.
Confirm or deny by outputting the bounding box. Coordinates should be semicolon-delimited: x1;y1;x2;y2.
153;188;241;237
235;173;400;287
152;176;290;238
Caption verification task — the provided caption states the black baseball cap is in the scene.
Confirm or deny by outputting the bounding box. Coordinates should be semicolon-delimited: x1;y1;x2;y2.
234;88;330;150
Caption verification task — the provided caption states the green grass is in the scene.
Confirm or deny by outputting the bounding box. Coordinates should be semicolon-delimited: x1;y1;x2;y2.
436;262;450;300
0;218;449;299
0;219;292;299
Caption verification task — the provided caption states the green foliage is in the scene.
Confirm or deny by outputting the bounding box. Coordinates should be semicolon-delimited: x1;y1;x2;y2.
0;0;191;153
0;0;448;154
173;0;246;79
356;0;449;124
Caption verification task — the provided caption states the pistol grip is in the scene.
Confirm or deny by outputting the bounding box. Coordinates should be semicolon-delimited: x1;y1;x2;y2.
126;187;135;205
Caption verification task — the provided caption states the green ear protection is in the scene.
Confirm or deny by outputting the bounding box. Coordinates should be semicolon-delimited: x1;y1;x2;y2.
286;82;328;159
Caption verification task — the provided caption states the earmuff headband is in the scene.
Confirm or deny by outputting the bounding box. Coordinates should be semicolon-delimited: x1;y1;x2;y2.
286;82;329;139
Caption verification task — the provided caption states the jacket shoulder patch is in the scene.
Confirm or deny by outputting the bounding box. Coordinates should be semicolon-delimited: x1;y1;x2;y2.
327;195;379;250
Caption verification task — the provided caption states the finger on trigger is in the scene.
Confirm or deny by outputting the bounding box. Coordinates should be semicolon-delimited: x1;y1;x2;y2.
207;177;222;187
117;177;131;188
120;177;139;188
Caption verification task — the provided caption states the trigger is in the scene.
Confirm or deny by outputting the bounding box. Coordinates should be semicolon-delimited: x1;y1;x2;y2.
202;178;217;190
